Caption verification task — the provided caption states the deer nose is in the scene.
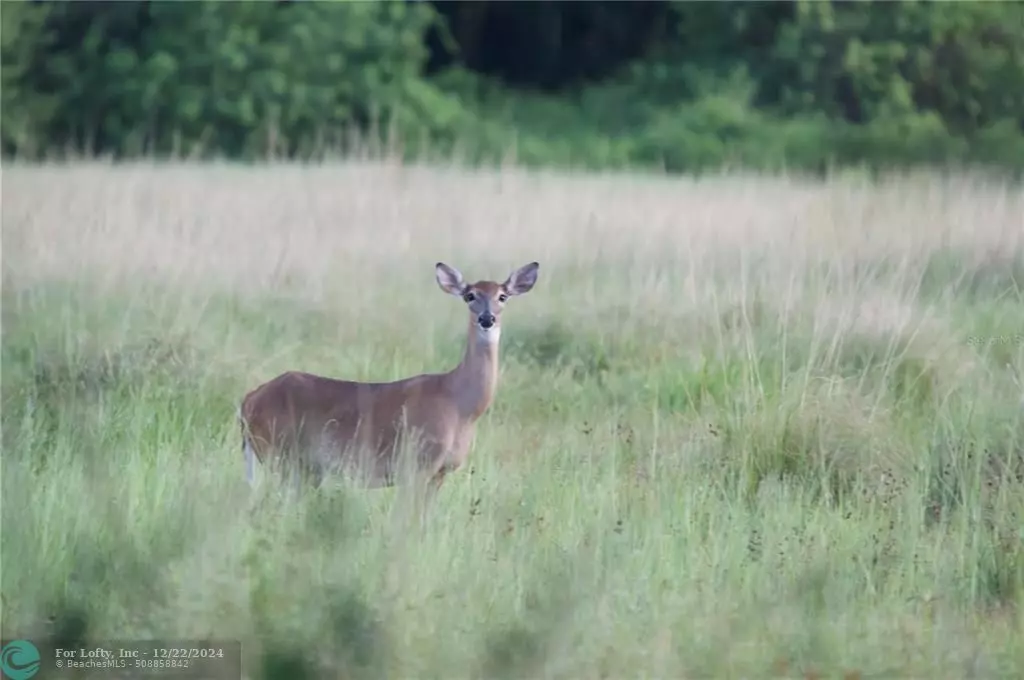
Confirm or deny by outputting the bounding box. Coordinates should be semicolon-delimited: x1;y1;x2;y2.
478;313;496;329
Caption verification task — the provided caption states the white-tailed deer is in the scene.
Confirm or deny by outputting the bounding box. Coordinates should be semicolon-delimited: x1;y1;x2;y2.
237;261;540;498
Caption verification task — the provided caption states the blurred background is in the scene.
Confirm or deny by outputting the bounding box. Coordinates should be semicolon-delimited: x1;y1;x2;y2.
2;0;1023;173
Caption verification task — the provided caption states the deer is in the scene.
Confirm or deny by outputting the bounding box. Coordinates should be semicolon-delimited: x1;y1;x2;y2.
237;261;540;502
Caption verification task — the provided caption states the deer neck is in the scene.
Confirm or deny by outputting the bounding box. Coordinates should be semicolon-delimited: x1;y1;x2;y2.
446;320;500;421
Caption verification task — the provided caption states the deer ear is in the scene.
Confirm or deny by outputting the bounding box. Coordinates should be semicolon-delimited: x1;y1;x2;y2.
504;261;539;296
435;262;466;296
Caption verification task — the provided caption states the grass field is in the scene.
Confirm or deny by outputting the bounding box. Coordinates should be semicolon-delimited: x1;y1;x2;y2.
2;161;1023;678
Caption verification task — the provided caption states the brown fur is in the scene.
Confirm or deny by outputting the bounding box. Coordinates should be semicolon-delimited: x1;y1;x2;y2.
238;262;539;493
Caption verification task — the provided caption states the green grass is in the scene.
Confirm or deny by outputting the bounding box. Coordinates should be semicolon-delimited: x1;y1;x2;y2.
2;162;1023;678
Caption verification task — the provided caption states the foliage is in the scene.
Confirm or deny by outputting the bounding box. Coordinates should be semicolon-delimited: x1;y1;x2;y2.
1;1;439;158
767;1;1024;132
1;1;1023;171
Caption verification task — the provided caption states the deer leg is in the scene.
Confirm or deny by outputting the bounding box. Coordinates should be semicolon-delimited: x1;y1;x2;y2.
288;465;303;498
278;452;312;500
429;467;449;497
243;438;257;487
416;467;450;529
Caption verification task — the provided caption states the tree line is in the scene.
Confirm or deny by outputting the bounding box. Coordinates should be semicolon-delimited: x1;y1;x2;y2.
3;0;1023;173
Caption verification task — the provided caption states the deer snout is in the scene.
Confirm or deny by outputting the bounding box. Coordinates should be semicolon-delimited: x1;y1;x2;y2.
478;312;496;329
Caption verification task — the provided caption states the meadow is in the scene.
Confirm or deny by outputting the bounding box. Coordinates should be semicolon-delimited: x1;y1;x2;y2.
2;161;1023;678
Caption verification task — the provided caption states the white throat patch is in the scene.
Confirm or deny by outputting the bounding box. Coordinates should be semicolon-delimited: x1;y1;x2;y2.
476;325;501;344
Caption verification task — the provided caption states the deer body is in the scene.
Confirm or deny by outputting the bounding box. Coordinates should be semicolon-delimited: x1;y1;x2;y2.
238;261;538;492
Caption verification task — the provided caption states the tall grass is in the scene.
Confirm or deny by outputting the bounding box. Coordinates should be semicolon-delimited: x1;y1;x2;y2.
2;161;1023;678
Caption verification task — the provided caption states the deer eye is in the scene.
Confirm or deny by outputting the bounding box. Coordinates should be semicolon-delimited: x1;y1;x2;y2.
498;294;508;303
463;292;475;302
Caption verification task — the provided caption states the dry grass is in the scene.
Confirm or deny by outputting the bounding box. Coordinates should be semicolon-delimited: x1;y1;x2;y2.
2;160;1023;678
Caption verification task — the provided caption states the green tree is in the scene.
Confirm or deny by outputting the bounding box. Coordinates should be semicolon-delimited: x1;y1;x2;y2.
3;1;441;158
768;0;1024;134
